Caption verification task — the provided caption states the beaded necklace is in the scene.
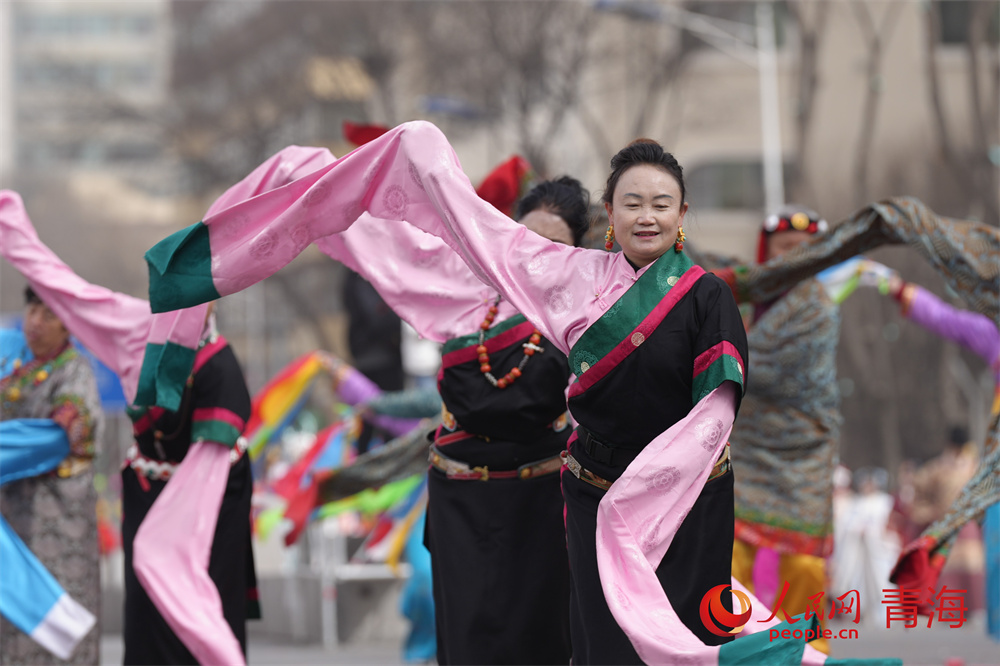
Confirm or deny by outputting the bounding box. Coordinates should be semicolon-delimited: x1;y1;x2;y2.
0;346;74;406
476;296;543;389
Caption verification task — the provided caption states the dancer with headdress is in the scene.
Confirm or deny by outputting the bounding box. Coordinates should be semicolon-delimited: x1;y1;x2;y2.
729;206;839;653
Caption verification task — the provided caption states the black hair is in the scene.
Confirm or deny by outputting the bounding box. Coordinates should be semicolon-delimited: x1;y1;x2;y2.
516;175;591;247
947;425;969;448
602;138;685;206
24;285;42;306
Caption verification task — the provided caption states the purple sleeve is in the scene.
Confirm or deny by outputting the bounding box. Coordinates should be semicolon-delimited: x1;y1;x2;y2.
335;366;421;437
907;285;1000;370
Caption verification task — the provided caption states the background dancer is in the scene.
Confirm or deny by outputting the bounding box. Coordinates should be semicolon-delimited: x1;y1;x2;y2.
729;205;840;653
0;287;102;665
120;302;258;665
320;175;591;665
0;188;263;666
885;273;999;638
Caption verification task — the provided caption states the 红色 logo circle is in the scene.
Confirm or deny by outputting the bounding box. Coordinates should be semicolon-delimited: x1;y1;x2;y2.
699;584;752;636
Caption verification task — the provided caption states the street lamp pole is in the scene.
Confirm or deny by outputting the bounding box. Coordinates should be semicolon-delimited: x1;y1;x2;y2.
755;2;785;214
595;0;786;213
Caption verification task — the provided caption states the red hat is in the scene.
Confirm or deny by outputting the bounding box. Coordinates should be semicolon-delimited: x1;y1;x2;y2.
756;205;829;264
342;121;390;147
475;155;534;217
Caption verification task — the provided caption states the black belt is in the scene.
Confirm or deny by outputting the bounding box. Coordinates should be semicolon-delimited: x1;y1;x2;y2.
577;427;643;467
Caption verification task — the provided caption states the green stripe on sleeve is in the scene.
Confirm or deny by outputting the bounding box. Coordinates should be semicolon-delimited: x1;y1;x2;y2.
146;221;220;313
192;420;242;448
692;354;744;404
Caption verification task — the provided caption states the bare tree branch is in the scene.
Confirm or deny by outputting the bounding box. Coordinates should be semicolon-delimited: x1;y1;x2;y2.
851;0;904;205
785;0;830;203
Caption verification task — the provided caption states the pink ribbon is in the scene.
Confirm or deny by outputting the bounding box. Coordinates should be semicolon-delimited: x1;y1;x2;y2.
133;441;245;666
595;383;828;664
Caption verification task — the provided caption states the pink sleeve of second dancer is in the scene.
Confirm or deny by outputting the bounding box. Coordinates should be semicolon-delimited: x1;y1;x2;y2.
149;122;619;355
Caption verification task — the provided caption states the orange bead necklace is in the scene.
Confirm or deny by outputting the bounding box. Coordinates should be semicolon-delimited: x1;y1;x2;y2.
477;296;543;389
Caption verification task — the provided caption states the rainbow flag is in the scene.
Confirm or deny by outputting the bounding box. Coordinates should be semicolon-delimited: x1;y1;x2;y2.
245;351;327;461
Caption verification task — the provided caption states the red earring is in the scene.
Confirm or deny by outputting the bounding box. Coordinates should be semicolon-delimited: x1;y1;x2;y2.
604;224;615;251
674;227;686;253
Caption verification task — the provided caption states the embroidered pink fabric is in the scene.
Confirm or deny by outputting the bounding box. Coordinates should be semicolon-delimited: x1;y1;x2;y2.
173;122;656;355
594;383;827;664
132;441;245;666
318;214;521;342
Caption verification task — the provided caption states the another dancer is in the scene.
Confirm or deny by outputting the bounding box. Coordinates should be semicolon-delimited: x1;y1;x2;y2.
0;287;102;665
121;303;257;664
0;188;263;666
886;274;999;639
729;206;839;653
321;175;590;664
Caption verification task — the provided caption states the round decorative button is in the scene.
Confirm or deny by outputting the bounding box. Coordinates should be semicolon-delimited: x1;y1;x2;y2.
580;361;590;372
631;331;645;346
667;276;679;286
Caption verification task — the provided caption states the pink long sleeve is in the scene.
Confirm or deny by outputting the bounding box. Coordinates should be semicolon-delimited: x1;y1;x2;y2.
0;142;329;406
0;190;152;400
132;442;245;666
316;214;519;343
148;122;653;356
594;382;738;662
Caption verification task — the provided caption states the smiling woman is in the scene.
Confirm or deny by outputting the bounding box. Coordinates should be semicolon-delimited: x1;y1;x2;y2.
602;141;688;267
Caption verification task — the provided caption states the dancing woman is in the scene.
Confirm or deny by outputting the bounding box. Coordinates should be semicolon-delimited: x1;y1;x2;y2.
320;175;590;664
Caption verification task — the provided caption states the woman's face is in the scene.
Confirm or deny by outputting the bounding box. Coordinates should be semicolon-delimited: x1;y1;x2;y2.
23;301;70;358
605;164;688;268
765;230;813;261
520;208;574;246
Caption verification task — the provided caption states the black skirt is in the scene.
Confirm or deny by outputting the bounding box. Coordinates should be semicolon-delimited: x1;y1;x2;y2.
562;437;735;665
121;456;256;665
424;453;571;665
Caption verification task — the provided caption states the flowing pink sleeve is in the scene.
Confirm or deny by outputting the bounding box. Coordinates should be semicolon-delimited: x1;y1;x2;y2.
315;214;518;343
203;145;337;217
132;441;245;666
594;381;830;664
0;190;152;402
147;122;616;355
905;285;1000;374
594;382;738;663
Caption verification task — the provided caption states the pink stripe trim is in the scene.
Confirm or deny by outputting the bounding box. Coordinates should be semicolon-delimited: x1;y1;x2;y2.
133;407;166;435
192;407;245;431
569;266;705;399
192;335;228;375
440;321;537;369
693;340;744;378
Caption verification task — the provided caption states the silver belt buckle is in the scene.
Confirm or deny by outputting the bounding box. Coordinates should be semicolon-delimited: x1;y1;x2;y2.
561;450;582;479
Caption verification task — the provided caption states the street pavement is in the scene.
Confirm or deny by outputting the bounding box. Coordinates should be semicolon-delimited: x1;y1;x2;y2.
100;635;407;665
99;621;998;665
826;617;998;666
